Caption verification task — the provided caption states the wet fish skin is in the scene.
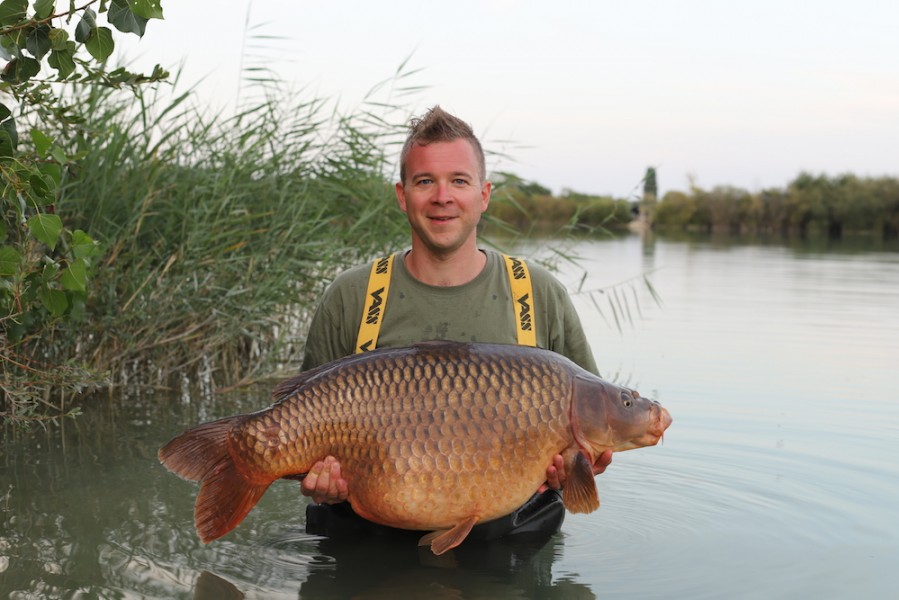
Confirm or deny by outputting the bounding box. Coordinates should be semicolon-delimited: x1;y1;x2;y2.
159;341;672;555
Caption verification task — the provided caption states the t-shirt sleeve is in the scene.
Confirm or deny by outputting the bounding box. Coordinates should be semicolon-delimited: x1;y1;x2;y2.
557;289;600;376
300;268;366;371
531;263;600;376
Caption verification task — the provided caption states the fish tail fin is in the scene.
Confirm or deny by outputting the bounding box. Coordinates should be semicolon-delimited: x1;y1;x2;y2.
158;416;272;543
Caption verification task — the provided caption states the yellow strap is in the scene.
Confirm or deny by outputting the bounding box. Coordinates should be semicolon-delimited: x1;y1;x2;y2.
355;254;395;353
502;254;537;347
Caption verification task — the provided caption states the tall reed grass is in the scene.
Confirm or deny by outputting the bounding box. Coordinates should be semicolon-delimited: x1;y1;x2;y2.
25;81;411;398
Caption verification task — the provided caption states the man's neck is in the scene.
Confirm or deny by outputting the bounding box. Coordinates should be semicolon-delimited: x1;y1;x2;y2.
404;245;487;287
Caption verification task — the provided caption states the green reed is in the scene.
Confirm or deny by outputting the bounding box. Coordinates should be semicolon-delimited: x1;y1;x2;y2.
3;79;410;417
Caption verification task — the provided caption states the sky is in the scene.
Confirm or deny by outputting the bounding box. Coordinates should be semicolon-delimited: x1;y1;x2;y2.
116;0;899;198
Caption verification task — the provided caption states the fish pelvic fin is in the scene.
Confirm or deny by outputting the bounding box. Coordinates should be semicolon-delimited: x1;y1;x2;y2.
563;450;600;514
158;416;271;543
418;516;479;555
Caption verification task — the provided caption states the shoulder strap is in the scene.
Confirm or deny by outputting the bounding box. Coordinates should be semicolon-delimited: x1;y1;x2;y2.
355;254;395;353
502;254;537;347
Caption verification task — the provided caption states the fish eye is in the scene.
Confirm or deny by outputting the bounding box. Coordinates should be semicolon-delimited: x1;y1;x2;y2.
624;399;632;407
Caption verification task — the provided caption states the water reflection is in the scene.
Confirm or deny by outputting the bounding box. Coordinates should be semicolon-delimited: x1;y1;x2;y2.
0;389;247;598
191;529;594;599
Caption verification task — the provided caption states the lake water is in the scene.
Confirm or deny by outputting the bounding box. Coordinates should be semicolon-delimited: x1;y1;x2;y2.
2;232;898;598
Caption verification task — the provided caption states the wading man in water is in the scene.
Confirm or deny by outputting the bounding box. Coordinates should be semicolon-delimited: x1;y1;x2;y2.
300;106;612;540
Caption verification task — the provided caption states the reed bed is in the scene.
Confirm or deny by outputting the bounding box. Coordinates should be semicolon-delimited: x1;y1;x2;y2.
3;81;411;419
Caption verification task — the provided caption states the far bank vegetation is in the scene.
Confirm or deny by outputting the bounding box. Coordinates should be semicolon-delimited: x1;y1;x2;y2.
494;170;899;240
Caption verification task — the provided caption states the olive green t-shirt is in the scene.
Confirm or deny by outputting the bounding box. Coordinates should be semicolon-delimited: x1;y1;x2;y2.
301;249;598;375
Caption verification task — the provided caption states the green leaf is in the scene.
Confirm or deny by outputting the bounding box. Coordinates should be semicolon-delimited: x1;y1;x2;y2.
0;219;7;241
1;115;17;148
0;129;13;158
30;127;53;156
0;0;27;26
74;8;96;43
49;145;67;164
26;25;52;59
0;102;9;121
48;27;69;51
29;173;56;205
27;213;62;249
1;56;41;83
60;258;86;291
71;229;101;259
130;0;162;20
34;0;55;19
39;286;68;316
108;0;148;36
0;245;20;276
39;161;62;186
48;44;75;78
85;26;113;61
41;260;58;282
29;172;48;193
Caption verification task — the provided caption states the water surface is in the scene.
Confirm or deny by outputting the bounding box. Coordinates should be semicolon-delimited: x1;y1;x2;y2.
2;233;898;598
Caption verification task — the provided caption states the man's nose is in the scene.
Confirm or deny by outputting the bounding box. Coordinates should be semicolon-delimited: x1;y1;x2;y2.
434;182;453;203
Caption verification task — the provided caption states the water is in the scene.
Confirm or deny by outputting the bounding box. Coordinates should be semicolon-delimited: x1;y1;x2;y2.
2;233;898;598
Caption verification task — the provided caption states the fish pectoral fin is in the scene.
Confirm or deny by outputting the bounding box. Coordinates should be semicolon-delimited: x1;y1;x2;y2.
563;450;600;514
418;516;479;555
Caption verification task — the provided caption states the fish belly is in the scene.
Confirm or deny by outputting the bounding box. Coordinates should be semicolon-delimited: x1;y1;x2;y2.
343;435;564;530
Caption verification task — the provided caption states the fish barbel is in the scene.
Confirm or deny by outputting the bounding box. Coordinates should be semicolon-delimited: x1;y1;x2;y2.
159;341;672;554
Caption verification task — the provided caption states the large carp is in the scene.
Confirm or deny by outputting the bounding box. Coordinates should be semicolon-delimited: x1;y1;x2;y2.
159;341;672;555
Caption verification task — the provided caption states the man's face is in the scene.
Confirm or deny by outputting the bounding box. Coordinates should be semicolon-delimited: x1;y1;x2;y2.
396;139;491;256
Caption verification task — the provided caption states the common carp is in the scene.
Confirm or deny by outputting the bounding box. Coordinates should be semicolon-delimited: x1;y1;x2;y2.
159;341;672;555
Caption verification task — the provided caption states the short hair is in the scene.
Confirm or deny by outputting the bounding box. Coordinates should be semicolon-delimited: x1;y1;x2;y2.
399;106;486;184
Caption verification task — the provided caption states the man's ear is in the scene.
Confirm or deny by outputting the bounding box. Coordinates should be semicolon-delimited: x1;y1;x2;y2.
480;181;492;211
396;181;408;213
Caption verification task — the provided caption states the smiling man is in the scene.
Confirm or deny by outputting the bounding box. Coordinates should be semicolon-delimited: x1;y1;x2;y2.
396;136;491;284
300;106;611;542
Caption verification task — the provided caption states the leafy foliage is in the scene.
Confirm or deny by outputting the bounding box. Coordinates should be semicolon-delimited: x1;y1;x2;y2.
488;171;633;235
1;0;166;423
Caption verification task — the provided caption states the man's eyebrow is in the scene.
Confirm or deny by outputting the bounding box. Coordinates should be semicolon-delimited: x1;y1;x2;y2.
410;170;475;179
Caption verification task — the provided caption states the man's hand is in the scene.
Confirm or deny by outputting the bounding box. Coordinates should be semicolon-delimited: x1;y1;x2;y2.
300;455;348;504
541;449;613;492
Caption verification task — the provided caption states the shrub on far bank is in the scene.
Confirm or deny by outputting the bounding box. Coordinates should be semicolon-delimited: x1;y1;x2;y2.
653;173;899;238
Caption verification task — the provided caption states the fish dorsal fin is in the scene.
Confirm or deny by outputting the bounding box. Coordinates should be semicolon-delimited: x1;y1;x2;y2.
562;449;600;513
418;515;479;555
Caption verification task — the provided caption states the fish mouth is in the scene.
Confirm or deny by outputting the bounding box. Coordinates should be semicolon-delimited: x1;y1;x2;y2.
628;406;672;448
648;406;673;442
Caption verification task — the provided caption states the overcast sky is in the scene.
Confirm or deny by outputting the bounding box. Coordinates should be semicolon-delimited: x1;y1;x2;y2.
118;0;899;198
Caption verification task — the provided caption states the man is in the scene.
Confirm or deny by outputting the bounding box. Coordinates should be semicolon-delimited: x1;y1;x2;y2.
300;106;612;540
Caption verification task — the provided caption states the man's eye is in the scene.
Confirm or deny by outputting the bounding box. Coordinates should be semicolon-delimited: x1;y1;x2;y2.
417;178;432;185
453;178;468;185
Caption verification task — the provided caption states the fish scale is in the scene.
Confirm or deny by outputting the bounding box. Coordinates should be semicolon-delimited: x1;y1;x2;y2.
159;341;671;554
